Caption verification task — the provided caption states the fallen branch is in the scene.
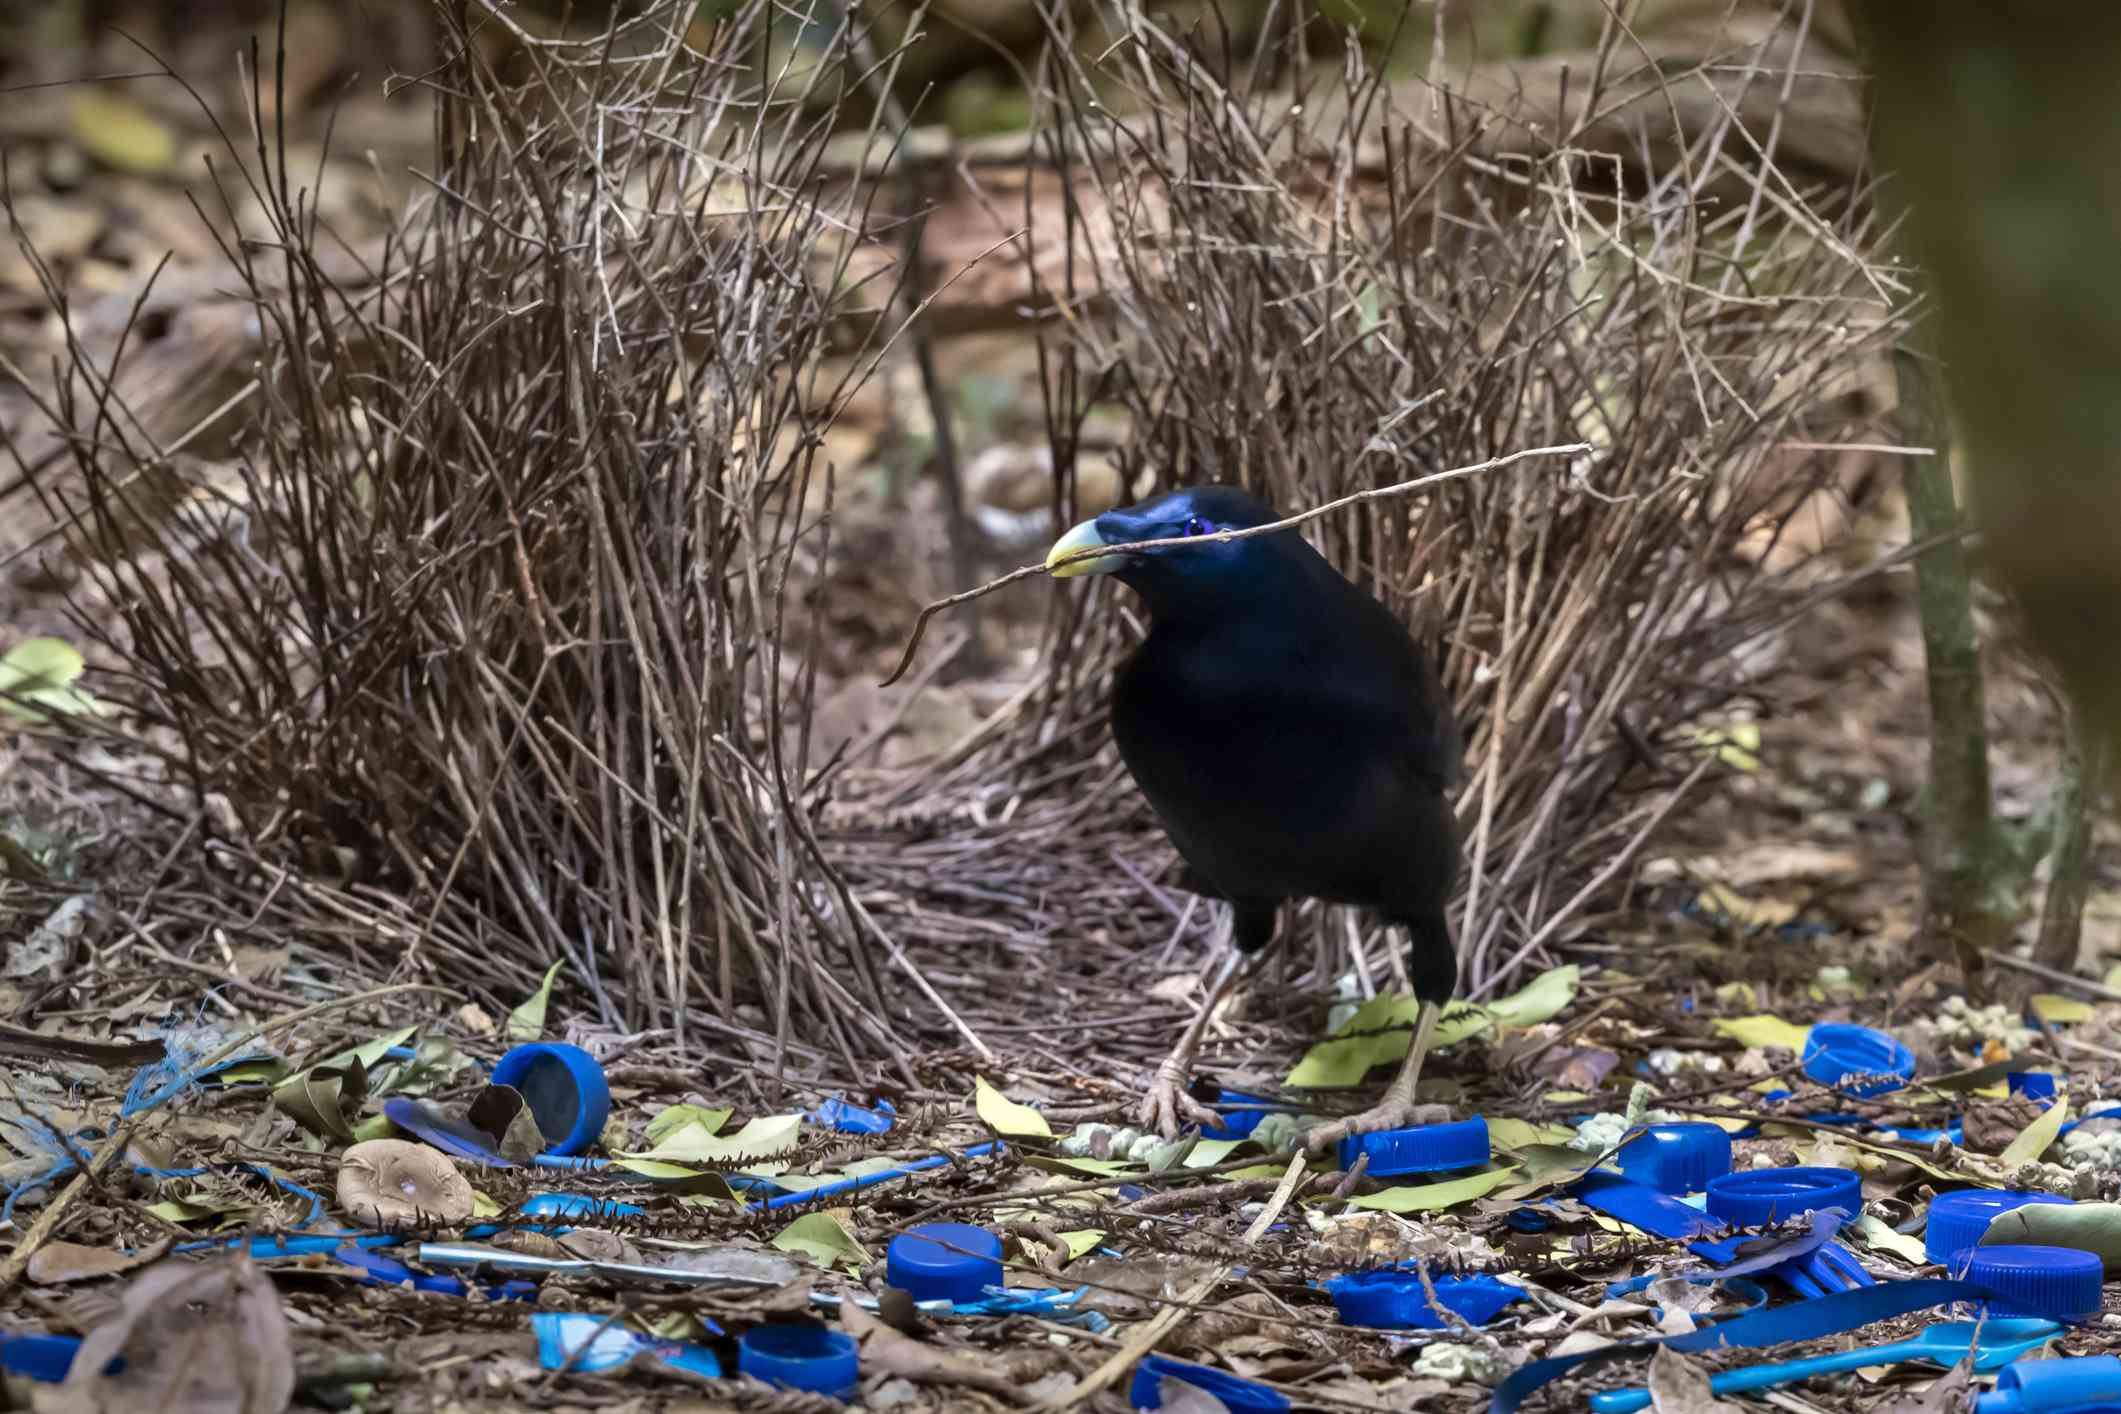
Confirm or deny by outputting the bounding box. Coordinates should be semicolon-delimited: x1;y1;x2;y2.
878;442;1591;687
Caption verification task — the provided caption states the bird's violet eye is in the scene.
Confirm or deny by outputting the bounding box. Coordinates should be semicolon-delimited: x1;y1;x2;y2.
1182;515;1208;537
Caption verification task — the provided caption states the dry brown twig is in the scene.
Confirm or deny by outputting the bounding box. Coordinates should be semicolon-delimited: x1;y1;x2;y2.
878;441;1590;688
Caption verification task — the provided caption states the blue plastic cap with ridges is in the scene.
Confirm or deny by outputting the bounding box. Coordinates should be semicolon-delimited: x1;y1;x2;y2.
1925;1189;2076;1264
739;1325;859;1399
1129;1354;1291;1412
1704;1166;1862;1227
488;1043;611;1157
1801;1023;1916;1097
1953;1244;2104;1321
1337;1116;1489;1177
1976;1353;2121;1414
1324;1271;1525;1330
886;1223;1003;1304
1615;1123;1734;1194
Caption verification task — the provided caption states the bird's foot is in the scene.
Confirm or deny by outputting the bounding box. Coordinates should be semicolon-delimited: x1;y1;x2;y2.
1299;1100;1454;1156
1138;1057;1218;1139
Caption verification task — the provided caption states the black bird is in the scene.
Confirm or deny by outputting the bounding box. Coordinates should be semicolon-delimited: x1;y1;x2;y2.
1048;485;1464;1149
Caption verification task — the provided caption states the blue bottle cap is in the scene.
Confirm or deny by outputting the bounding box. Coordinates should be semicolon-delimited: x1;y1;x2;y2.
1324;1270;1525;1330
1614;1123;1734;1194
2010;1072;2059;1102
1925;1189;2076;1264
1129;1354;1291;1411
1801;1023;1916;1097
738;1325;859;1399
885;1223;1003;1304
1704;1166;1862;1226
1955;1244;2104;1321
488;1043;611;1157
1337;1116;1489;1177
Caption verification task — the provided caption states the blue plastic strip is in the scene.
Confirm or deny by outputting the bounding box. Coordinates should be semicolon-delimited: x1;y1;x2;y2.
1490;1279;2062;1414
752;1142;1002;1212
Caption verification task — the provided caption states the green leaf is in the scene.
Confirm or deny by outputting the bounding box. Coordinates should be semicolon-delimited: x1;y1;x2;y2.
0;637;105;721
1054;1229;1106;1260
1711;1015;1812;1050
645;1103;732;1145
1487;1117;1579;1152
471;1189;503;1219
1981;1201;2121;1272
618;1113;802;1165
1853;1212;1928;1262
2031;994;2096;1024
1286;966;1582;1087
607;1159;739;1199
772;1210;872;1270
1346;1166;1520;1212
2000;1094;2071;1167
1021;1153;1140;1178
1484;965;1582;1029
974;1076;1053;1138
508;961;564;1040
316;1026;419;1075
1184;1137;1247;1169
1491;1145;1603;1203
768;1156;903;1192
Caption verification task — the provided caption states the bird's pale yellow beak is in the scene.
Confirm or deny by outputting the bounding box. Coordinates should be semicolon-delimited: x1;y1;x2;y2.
1046;518;1120;578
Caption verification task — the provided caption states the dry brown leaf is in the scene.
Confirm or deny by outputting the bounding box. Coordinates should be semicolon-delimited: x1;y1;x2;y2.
837;1286;1031;1405
45;1254;293;1414
28;1238;172;1286
1647;1346;1735;1414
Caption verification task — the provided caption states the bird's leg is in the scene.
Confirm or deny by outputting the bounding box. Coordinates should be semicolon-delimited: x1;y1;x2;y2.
1139;942;1244;1139
1300;998;1452;1153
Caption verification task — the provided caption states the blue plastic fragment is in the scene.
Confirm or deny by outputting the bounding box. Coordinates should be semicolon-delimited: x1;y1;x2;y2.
1326;1271;1525;1330
0;1333;102;1383
522;1192;644;1222
2011;1073;2059;1102
808;1096;896;1134
1801;1024;1916;1098
1978;1354;2121;1414
1131;1353;1290;1411
535;1312;721;1378
1201;1089;1283;1140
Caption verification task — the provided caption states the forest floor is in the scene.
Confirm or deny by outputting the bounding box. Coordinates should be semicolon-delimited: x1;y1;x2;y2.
9;8;2121;1414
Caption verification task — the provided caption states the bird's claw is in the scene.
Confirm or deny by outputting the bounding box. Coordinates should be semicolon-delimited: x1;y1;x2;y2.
1138;1059;1218;1138
1297;1101;1453;1155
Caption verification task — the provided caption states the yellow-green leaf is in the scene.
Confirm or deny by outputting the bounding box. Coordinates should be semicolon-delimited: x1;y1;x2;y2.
316;1026;419;1075
1021;1154;1140;1178
2031;994;2095;1025
619;1113;801;1165
1485;965;1582;1029
1488;1117;1580;1152
1712;1015;1812;1051
508;961;564;1040
645;1103;732;1144
0;637;105;721
974;1076;1053;1139
772;1210;871;1271
1185;1137;1247;1169
471;1189;502;1219
1854;1213;1928;1262
1054;1229;1106;1261
1346;1166;1519;1212
1286;967;1581;1087
2001;1095;2071;1168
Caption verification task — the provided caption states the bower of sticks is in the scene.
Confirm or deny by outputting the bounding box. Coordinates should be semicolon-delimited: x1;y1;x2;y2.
4;1;2110;1411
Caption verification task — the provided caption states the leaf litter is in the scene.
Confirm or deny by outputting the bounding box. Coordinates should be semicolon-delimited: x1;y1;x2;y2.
0;950;2118;1414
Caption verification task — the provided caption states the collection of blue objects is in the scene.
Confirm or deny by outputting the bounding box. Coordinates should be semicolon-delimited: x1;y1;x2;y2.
13;1020;2121;1411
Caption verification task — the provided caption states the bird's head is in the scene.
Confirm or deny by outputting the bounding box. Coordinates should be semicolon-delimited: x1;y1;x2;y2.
1045;485;1294;617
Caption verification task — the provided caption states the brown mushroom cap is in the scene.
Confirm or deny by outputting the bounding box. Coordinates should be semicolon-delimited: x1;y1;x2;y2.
337;1139;475;1227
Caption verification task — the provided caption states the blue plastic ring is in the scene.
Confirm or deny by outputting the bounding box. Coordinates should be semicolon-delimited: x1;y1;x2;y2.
739;1325;859;1399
